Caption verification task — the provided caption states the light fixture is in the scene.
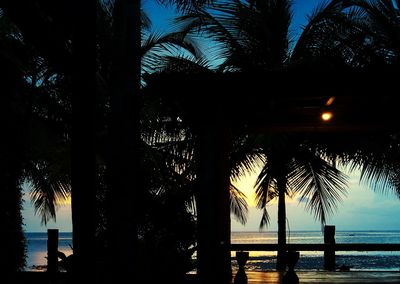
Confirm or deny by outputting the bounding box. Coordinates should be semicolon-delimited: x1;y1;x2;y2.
321;96;335;122
325;96;335;106
321;111;333;121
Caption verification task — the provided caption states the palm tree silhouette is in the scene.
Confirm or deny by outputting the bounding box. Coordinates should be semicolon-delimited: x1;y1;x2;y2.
0;11;73;272
175;0;381;76
0;29;28;272
6;0;399;281
254;134;347;270
168;0;353;270
348;0;400;68
108;2;219;282
0;1;218;279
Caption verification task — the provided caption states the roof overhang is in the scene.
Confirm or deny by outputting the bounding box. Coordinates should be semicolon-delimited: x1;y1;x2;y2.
144;70;399;134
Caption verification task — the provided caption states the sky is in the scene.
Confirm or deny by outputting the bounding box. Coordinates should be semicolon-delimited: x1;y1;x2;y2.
142;0;325;38
22;189;72;232
231;168;400;232
22;167;400;232
22;0;400;232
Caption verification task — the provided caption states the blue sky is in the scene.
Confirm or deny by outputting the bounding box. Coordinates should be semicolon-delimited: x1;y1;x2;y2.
142;0;325;40
231;168;400;232
22;0;400;232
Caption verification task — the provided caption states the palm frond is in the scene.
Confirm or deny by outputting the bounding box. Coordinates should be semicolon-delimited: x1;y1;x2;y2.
359;160;395;193
142;30;203;59
259;208;270;230
156;0;214;11
288;151;348;225
174;5;248;70
292;0;368;67
254;163;278;209
337;134;400;195
230;134;265;182
361;0;400;61
210;0;291;70
25;161;70;224
141;29;208;78
151;54;213;74
141;8;152;31
230;183;248;225
388;169;400;198
355;138;400;194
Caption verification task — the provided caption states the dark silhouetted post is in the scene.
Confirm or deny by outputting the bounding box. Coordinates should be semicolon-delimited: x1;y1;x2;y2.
47;229;59;275
196;124;232;284
234;251;249;284
107;0;141;283
324;225;335;270
71;0;97;281
276;175;287;271
282;251;299;284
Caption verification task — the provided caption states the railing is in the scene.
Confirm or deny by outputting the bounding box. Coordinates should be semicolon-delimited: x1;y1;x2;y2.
230;242;400;283
230;226;400;272
231;243;400;252
230;243;400;267
46;228;400;273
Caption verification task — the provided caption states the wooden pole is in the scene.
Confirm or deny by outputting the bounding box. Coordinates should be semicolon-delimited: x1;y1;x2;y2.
47;229;59;275
196;124;232;284
276;176;287;271
324;225;335;270
70;0;97;280
108;0;141;283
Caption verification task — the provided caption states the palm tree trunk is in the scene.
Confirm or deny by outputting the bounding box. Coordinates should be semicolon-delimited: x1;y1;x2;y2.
107;0;141;282
70;0;97;279
0;167;26;277
196;124;232;284
276;175;287;270
0;50;27;278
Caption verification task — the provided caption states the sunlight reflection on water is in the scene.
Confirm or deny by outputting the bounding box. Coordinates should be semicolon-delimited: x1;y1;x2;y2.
25;232;73;271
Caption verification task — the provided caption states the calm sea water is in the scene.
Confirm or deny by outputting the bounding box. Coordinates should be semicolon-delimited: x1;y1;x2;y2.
231;231;400;271
25;231;400;271
25;232;73;271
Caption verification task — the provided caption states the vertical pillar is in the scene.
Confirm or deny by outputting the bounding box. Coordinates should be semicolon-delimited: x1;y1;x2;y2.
71;0;97;280
196;124;232;284
108;0;142;283
47;229;59;275
324;225;335;270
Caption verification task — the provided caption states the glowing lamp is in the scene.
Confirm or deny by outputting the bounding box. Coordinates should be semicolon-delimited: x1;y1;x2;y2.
321;111;333;121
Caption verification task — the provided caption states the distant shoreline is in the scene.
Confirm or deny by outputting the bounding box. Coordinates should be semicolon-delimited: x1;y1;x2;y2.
231;230;400;233
24;230;400;234
24;231;72;234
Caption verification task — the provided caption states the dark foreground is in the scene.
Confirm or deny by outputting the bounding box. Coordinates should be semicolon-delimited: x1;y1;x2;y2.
244;271;400;283
8;271;400;284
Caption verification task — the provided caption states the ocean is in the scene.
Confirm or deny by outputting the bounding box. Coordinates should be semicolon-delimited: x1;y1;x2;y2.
231;231;400;271
24;231;400;271
25;232;73;271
